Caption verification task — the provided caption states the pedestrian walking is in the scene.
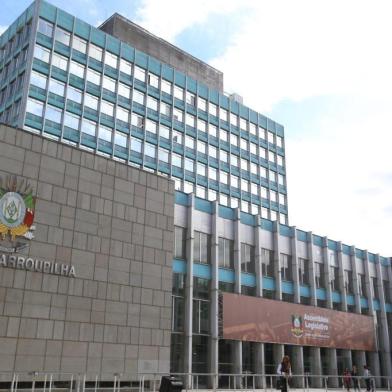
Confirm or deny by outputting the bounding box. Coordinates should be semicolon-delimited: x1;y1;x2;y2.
277;355;292;392
343;368;352;392
352;365;361;392
363;365;374;392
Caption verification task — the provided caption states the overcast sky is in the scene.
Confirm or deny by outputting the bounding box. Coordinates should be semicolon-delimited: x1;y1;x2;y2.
2;0;392;256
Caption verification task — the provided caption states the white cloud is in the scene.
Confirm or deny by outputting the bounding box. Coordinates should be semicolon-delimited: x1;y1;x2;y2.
0;25;8;35
134;0;247;42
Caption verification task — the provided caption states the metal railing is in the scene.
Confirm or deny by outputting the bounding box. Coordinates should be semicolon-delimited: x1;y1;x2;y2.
1;372;391;392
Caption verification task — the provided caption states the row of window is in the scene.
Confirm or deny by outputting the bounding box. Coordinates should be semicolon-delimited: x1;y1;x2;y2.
174;228;392;301
36;18;284;147
0;21;31;63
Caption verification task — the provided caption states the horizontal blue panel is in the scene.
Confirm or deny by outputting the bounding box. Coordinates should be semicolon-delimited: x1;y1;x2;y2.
195;197;213;214
300;285;311;297
241;273;256;287
219;205;235;220
386;303;392;313
297;230;307;242
373;299;381;311
346;294;355;306
342;244;351;255
173;259;186;274
194;263;211;279
355;249;364;259
240;212;255;226
360;297;369;308
263;276;276;291
218;268;235;283
332;291;341;303
316;288;326;300
175;191;188;206
313;235;323;247
368;253;376;263
282;280;294;294
280;225;293;237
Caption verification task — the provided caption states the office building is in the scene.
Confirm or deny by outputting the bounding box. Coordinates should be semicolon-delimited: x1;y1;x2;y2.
0;0;391;387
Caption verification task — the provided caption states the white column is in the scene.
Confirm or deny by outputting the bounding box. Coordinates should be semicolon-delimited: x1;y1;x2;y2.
375;255;392;379
322;237;333;308
350;246;362;314
292;346;304;387
337;241;347;312
273;221;282;300
184;194;195;386
254;216;265;388
310;347;322;388
327;348;339;388
233;208;242;386
209;201;219;389
291;227;300;304
307;232;317;306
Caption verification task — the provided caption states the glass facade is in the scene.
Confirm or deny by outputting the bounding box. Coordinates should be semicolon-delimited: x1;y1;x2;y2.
0;1;288;223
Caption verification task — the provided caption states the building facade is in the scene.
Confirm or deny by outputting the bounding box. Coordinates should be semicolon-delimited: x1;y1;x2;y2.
0;0;391;387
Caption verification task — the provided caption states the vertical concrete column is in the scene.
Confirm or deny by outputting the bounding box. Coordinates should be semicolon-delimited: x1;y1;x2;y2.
273;221;282;300
337;242;348;312
233;208;242;385
209;201;219;389
307;232;317;306
291;346;304;387
352;350;367;374
350;246;362;314
387;262;392;304
184;194;195;385
273;344;284;378
310;347;322;388
327;348;339;388
363;250;380;386
322;237;333;309
342;350;353;370
375;255;392;379
291;227;300;304
254;216;265;388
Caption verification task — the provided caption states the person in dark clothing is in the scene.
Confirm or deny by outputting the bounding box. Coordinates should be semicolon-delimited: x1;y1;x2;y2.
351;365;360;392
277;355;292;392
343;368;352;391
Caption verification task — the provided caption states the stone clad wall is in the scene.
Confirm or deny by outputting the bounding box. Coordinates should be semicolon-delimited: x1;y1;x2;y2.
0;124;174;377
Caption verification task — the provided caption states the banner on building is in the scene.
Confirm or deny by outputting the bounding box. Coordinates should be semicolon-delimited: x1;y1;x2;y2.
222;293;376;351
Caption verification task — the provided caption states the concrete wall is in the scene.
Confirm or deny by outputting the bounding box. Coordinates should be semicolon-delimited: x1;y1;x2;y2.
0;125;174;378
100;14;224;92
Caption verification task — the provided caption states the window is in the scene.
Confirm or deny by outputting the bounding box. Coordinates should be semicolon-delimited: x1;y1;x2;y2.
130;138;142;153
219;108;228;122
70;61;85;78
230;113;238;126
84;94;98;111
184;158;194;173
268;151;276;163
197;140;206;154
101;100;114;117
172;153;182;168
208;167;217;181
197;162;206;177
240;158;248;171
240;138;248;151
174;86;184;100
315;262;324;288
81;119;96;136
145;119;157;134
277;136;283;148
241;179;249;193
240;118;247;131
98;126;112;143
185;135;195;150
104;52;118;68
116;107;129;123
220;129;228;142
193;232;211;264
45;105;62;123
148;73;159;88
144;143;156;158
198;97;206;111
220;172;228;185
299;258;309;285
86;68;101;86
358;274;366;297
134;66;145;82
185;113;196;128
120;58;132;75
209;124;217;138
64;112;79;130
208;103;217;117
329;266;339;291
147;96;158;111
219;238;234;269
259;147;266;159
220;150;228;163
161;79;171;94
372;277;379;299
72;36;87;53
52;53;68;69
67;86;82;104
48;79;65;96
38;18;53;37
160;102;171;117
261;248;274;277
251;183;258;196
102;76;116;92
198;119;206;133
250;142;257;155
186;91;195;106
117;83;130;99
277;155;284;166
344;270;353;294
34;45;50;63
268;131;274;144
241;243;255;273
173;108;183;123
89;44;103;62
173;130;183;145
249;123;257;135
54;27;70;46
30;71;47;89
280;254;292;281
158;148;169;163
231;154;238;167
159;125;170;139
133;90;144;105
231;175;239;189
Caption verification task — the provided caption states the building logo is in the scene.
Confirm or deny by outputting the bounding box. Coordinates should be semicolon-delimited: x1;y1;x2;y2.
0;176;35;251
291;314;304;337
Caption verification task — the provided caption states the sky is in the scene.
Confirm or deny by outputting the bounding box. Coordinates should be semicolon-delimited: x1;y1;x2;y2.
1;0;392;256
